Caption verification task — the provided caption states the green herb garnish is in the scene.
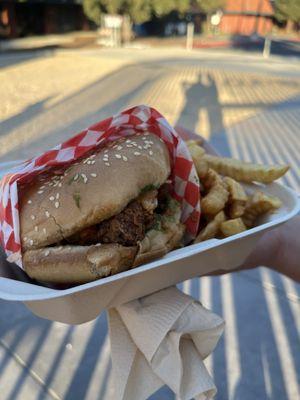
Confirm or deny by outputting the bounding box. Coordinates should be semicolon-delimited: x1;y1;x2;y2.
68;174;84;185
151;214;163;231
140;184;159;195
166;196;179;211
73;192;81;209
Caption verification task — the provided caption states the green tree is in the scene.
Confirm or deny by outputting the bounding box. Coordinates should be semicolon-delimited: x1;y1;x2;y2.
151;0;190;17
83;0;123;26
83;0;191;26
274;0;300;23
195;0;225;14
120;0;152;24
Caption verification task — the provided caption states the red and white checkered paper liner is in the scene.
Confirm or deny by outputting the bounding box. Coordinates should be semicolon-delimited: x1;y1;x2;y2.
0;105;200;268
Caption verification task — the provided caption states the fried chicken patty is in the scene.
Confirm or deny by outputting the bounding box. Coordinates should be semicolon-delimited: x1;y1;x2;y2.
66;189;162;246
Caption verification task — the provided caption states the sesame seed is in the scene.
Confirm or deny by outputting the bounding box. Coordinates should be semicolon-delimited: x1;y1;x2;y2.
43;228;47;234
126;144;133;148
58;183;62;187
24;236;27;241
104;149;108;153
29;239;33;246
34;226;38;232
122;156;128;161
31;215;35;220
45;211;50;218
40;186;45;189
149;151;153;155
134;151;141;156
105;162;110;166
91;160;96;164
56;193;60;199
49;196;55;201
81;173;88;183
27;200;32;204
117;145;122;150
138;146;142;150
91;173;97;177
38;190;43;194
90;154;96;159
55;202;60;208
87;161;91;165
44;250;50;256
74;174;79;181
115;154;121;159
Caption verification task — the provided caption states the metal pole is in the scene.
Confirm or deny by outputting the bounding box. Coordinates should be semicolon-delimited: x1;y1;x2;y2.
263;36;271;58
186;22;194;51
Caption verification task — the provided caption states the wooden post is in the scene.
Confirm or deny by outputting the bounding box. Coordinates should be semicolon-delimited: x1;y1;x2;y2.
186;22;194;51
263;36;271;58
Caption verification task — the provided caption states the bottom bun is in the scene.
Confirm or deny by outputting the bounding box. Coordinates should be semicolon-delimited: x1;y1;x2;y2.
24;244;137;284
23;205;185;285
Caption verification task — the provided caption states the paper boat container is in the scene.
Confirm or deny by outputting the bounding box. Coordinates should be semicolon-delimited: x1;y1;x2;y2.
0;160;299;324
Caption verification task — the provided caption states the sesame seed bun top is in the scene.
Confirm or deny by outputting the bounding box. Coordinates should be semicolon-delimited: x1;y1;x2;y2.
20;132;170;251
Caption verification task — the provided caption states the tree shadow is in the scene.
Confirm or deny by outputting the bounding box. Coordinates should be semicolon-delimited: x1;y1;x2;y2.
0;97;52;140
0;49;55;69
0;64;159;163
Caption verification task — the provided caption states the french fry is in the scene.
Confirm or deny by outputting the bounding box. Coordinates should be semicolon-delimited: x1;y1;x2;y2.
203;154;289;183
201;169;229;216
220;218;247;237
224;177;248;218
187;139;204;148
194;211;226;243
187;141;208;178
243;191;282;228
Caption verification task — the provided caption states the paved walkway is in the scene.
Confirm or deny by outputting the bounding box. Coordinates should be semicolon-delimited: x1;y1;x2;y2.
0;49;299;400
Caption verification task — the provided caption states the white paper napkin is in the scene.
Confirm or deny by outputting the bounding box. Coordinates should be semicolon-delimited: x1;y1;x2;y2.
108;286;224;400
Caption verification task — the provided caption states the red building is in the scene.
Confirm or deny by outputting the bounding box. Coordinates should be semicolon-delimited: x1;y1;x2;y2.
219;0;274;36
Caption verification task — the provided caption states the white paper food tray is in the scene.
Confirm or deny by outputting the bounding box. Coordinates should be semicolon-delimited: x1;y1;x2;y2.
0;161;299;324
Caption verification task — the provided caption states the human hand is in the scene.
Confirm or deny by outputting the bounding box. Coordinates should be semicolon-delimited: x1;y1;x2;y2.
207;216;300;282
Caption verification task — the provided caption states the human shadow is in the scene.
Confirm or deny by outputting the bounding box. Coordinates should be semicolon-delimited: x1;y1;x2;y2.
176;71;231;156
176;72;225;139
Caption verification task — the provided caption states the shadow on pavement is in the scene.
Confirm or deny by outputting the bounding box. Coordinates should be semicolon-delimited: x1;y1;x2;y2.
231;35;300;58
176;71;225;137
0;64;159;162
0;49;55;69
0;97;52;141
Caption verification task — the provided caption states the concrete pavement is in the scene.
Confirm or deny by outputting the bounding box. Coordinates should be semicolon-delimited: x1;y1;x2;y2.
0;48;299;400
